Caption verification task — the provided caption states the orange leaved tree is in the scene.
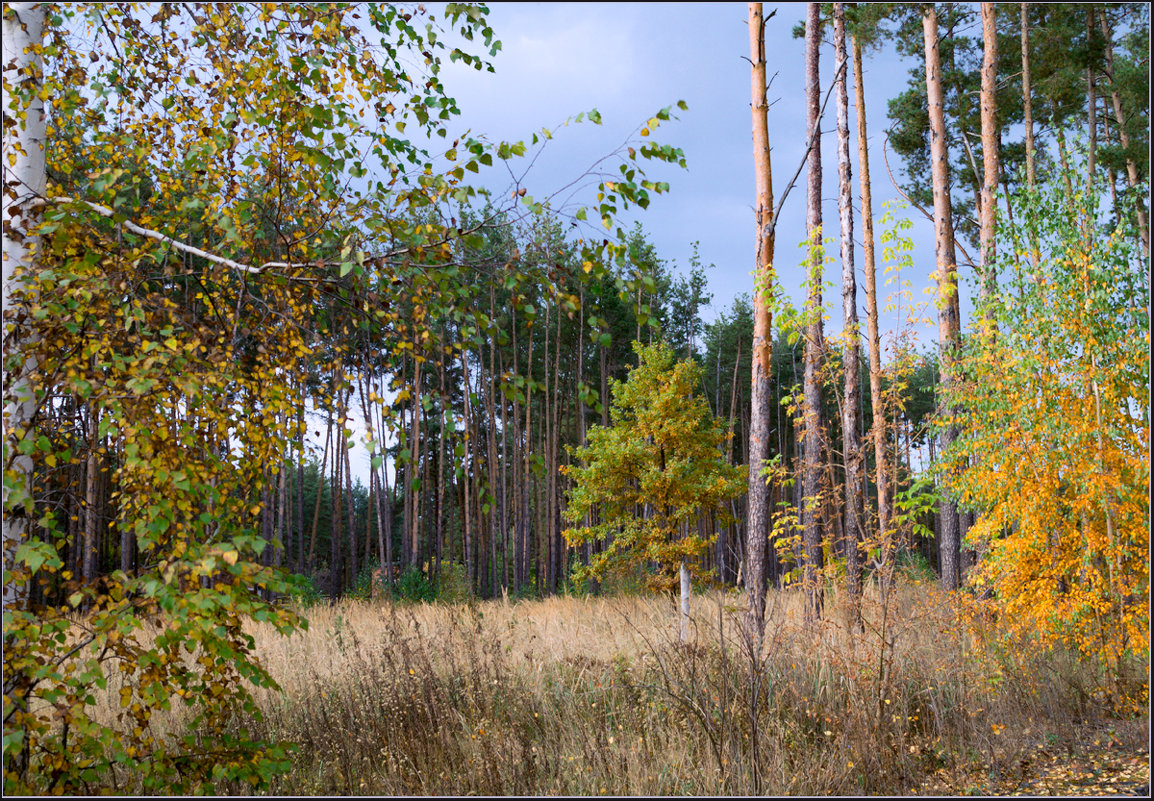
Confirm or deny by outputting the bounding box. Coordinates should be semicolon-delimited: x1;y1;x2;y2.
943;163;1149;709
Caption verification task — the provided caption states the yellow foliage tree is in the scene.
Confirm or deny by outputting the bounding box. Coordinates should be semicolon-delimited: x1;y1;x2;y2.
561;342;746;641
943;166;1149;707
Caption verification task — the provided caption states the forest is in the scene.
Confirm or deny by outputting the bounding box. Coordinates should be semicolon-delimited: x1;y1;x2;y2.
2;2;1149;795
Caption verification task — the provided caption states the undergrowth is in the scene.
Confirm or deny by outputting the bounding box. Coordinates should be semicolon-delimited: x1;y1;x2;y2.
206;580;1147;796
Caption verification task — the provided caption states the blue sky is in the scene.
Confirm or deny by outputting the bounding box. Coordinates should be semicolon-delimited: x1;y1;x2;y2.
340;1;976;482
438;1;953;344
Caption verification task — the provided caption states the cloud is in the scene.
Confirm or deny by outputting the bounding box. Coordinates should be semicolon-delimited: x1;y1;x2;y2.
442;7;638;140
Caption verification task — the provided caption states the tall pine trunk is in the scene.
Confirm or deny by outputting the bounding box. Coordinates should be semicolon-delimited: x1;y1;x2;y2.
979;2;1000;320
1099;10;1150;256
801;1;826;625
1021;3;1036;190
834;2;862;632
745;1;777;647
1086;5;1097;187
923;4;962;590
1020;3;1043;275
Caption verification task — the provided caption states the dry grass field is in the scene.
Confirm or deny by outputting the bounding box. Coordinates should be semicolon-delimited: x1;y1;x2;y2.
179;579;1148;796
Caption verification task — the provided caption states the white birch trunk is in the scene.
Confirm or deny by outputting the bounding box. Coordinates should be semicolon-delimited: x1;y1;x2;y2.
3;3;47;610
679;559;691;644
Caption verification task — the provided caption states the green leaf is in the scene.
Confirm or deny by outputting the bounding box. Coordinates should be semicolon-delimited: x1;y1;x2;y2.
15;540;61;574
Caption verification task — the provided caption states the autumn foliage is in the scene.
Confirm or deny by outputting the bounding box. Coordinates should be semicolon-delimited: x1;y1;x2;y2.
943;171;1149;707
561;341;746;592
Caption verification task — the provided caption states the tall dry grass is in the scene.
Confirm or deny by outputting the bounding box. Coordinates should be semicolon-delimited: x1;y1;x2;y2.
203;578;1146;796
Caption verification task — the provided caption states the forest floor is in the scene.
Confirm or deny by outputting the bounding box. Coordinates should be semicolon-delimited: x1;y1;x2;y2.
211;585;1149;796
916;717;1150;796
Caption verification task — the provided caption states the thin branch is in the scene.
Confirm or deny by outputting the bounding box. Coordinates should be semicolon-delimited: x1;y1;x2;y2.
33;196;503;276
879;127;977;268
763;57;848;242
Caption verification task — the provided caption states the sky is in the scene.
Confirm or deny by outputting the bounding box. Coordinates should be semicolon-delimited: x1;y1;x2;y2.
338;1;982;483
436;1;955;338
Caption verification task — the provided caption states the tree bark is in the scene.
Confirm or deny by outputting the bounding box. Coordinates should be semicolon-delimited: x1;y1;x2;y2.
307;403;331;571
296;394;306;575
834;2;862;632
408;353;423;568
979;2;1000;320
486;287;506;592
276;435;288;573
460;348;475;592
2;2;47;611
550;302;564;594
1086;5;1097;188
1099;9;1150;257
435;338;448;587
679;560;691;644
725;338;742;585
923;3;962;591
801;1;826;625
851;19;892;602
330;383;344;600
342;393;357;590
83;412;99;587
1021;3;1036;191
381;420;394;585
745;1;777;648
1020;3;1043;276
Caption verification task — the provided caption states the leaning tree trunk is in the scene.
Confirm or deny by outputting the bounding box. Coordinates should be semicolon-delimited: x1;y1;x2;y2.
801;1;826;626
923;4;962;591
833;2;862;633
744;0;777;649
1099;9;1150;257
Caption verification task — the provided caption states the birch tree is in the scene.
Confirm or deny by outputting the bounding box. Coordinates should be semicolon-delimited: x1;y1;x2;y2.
2;2;46;612
849;5;893;593
3;3;687;790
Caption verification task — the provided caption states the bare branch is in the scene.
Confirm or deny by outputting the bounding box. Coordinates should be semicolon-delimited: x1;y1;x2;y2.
879;127;977;268
34;196;503;276
763;57;848;242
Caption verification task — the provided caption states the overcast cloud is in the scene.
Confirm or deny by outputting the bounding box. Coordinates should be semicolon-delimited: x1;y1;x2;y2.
340;2;971;482
438;2;953;342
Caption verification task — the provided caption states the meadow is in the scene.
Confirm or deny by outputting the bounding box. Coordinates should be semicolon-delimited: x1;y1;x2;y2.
164;576;1148;796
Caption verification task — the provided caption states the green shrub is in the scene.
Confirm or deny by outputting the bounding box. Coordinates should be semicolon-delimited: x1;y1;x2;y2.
435;562;471;603
289;572;327;607
390;565;437;603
